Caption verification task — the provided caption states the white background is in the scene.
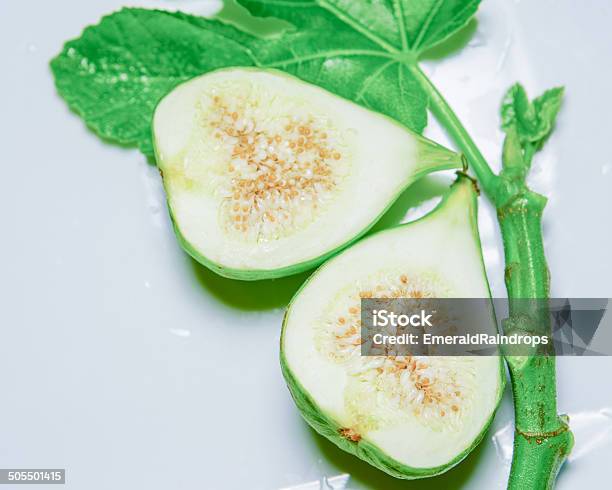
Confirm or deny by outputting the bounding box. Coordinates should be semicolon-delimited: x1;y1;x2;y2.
0;1;611;489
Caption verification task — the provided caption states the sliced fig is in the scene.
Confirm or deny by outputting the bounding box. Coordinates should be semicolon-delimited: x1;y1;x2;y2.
153;68;462;280
281;177;504;478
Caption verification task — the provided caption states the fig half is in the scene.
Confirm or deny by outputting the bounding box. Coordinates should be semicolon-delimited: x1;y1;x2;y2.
281;177;504;478
153;68;462;280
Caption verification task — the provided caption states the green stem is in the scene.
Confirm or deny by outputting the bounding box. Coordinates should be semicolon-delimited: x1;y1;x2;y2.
408;65;498;196
499;194;574;490
409;63;573;489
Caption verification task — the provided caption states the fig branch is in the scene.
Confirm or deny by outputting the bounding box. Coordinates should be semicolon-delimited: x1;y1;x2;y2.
409;65;573;488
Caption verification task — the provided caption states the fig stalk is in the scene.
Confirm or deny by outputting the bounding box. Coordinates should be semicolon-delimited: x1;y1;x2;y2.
410;64;573;489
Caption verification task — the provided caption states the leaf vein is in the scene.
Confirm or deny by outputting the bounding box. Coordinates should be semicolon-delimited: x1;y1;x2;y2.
413;0;444;50
425;0;479;51
264;49;393;68
316;0;399;53
355;59;397;102
393;0;408;52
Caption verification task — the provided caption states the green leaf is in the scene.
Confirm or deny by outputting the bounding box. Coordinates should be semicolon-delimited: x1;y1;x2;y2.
501;83;564;152
242;0;480;53
51;1;481;158
50;9;257;158
400;0;481;52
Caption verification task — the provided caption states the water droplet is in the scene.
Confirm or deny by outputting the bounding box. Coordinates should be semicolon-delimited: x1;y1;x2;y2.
468;33;486;48
492;421;514;464
169;328;191;338
496;36;513;73
278;473;351;490
568;408;612;462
